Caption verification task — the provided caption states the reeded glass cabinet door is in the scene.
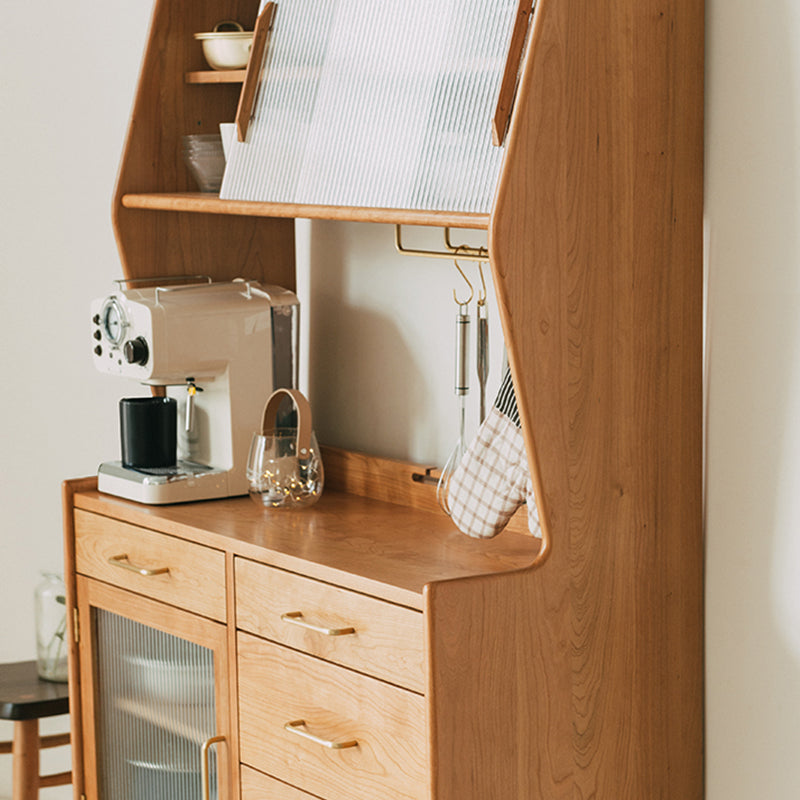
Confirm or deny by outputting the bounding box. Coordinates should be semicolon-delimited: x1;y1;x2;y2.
221;0;524;213
77;578;230;800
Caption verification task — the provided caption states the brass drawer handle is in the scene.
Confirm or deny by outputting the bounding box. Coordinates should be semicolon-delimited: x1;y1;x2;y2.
284;720;358;750
280;611;355;637
108;553;170;577
201;734;225;800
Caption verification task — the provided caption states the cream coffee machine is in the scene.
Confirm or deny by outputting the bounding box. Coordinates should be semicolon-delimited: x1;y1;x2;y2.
91;278;299;504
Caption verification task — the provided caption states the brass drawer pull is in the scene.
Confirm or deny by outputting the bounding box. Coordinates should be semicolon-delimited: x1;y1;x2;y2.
280;611;355;637
284;720;358;750
108;553;170;577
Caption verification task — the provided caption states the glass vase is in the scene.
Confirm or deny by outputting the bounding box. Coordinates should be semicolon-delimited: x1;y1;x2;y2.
35;572;68;682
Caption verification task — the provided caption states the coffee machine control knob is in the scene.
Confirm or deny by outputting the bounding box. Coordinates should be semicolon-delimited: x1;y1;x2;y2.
123;336;149;366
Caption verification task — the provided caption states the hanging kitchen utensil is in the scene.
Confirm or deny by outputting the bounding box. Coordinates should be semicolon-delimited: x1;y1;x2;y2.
476;262;489;424
437;259;473;515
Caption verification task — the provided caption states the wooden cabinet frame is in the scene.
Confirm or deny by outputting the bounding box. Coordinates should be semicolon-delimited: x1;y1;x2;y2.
66;0;705;797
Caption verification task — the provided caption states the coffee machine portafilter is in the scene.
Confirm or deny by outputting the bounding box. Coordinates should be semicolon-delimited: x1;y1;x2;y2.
91;278;299;504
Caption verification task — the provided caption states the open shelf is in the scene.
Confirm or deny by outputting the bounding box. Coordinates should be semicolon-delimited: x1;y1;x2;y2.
120;193;491;230
185;69;245;84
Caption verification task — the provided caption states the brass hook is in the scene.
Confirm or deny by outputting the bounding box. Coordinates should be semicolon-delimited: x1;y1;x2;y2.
476;262;487;306
453;251;474;306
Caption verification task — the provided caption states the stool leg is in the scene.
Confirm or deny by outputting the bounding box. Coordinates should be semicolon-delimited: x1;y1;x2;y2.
12;718;39;800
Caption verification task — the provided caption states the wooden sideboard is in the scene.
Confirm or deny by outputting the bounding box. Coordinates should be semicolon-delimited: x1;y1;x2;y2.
63;0;705;797
63;450;542;799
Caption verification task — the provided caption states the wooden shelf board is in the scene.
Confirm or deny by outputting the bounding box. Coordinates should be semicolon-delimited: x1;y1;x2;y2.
120;193;491;230
185;69;246;84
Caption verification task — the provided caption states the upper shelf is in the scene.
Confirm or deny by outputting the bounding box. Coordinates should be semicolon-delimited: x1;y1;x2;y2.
120;192;491;230
185;70;245;84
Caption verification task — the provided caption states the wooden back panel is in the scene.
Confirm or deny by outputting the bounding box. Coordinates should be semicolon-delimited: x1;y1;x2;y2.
428;0;704;797
113;0;296;287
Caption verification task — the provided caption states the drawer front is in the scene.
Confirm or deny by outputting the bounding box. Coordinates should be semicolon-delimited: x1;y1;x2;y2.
236;559;425;692
241;765;319;800
238;633;427;800
74;509;226;621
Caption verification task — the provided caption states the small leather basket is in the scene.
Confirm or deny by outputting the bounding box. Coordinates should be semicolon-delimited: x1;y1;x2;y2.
246;388;324;509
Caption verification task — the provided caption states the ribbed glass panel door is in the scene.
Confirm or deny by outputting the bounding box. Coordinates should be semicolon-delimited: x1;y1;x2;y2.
93;610;218;800
220;0;520;213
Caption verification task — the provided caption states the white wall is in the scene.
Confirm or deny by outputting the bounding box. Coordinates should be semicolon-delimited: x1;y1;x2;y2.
0;1;798;798
0;3;154;796
704;0;800;797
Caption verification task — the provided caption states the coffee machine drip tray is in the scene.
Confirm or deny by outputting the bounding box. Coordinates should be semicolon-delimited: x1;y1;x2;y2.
98;461;230;505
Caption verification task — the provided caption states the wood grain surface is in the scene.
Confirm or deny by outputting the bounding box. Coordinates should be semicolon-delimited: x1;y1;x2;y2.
236;558;425;692
322;446;533;537
238;633;427;800
71;483;540;611
437;0;705;797
74;509;227;621
120;192;491;230
61;477;97;800
224;552;242;800
240;765;319;800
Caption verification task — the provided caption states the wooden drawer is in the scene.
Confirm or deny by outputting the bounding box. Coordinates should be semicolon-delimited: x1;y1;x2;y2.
236;558;425;692
74;509;226;622
238;633;427;800
241;765;319;799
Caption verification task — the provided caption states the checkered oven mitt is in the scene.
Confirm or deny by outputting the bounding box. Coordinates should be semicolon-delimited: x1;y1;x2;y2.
447;366;541;539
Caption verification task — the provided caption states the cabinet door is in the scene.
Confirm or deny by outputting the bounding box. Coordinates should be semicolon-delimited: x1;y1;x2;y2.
221;0;522;213
76;577;230;800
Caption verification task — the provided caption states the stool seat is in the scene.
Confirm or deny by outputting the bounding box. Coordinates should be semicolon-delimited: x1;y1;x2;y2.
0;661;71;800
0;661;69;721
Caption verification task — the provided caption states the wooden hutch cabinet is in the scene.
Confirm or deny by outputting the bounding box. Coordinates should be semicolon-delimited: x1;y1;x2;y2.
63;0;705;799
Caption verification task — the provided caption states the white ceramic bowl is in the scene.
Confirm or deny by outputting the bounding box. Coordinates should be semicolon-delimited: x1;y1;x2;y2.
194;30;253;70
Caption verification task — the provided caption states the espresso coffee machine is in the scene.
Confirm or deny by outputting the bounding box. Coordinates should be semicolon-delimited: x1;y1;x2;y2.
91;278;299;504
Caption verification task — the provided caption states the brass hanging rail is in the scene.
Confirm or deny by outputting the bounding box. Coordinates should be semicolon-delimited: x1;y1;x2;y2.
394;225;490;262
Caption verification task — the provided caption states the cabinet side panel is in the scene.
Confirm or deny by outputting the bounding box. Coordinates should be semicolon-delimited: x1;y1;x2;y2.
487;0;704;797
426;570;572;800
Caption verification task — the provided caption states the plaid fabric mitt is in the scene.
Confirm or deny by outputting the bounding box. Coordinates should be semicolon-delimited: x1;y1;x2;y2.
447;366;541;539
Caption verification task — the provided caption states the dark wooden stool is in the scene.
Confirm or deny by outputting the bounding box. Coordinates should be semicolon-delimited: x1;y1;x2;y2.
0;661;71;799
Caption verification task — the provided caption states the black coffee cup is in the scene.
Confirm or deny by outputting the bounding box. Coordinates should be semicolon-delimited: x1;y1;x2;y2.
119;397;177;469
